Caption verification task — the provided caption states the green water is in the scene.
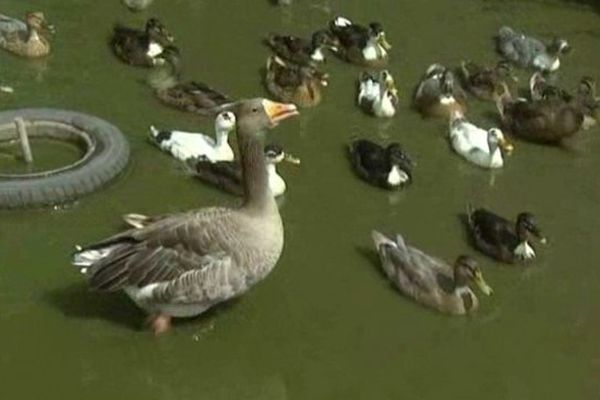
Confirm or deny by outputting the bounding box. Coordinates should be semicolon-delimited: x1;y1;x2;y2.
1;0;599;398
0;138;82;174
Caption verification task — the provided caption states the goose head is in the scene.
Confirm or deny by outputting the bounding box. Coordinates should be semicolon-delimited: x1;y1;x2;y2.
26;12;55;34
487;128;513;155
369;22;392;50
146;18;174;44
233;98;299;133
453;255;493;295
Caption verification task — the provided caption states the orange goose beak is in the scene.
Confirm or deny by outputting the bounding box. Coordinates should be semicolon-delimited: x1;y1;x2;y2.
262;99;299;126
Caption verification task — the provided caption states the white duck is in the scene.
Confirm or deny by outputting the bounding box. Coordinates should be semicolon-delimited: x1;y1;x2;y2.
449;111;514;169
357;70;398;118
149;111;236;162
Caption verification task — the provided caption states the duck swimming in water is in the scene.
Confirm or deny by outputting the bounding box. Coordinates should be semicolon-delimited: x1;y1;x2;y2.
348;139;413;189
372;231;493;315
357;70;398;118
465;205;547;264
149;46;231;115
72;98;299;334
149;111;236;162
458;60;518;101
111;18;174;67
496;26;570;72
449;110;513;169
328;16;391;66
0;12;54;58
186;144;300;197
265;30;339;66
413;64;467;118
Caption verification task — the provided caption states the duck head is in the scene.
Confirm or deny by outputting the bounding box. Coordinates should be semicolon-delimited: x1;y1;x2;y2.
146;18;175;44
215;111;237;132
26;12;55;34
311;29;340;52
516;212;547;244
378;70;396;92
487;128;514;155
453;255;493;296
529;72;547;101
265;144;301;165
369;22;392;51
439;70;458;103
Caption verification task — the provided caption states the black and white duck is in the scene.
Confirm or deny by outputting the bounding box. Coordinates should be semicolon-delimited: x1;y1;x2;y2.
328;16;391;66
496;26;570;72
148;46;231;115
72;99;299;334
372;231;493;315
357;70;398;118
265;30;339;66
465;205;547;264
186;144;300;197
413;63;467;118
111;18;174;67
348;139;413;189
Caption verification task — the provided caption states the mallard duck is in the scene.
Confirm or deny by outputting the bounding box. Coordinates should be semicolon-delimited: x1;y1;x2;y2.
449;111;513;169
371;231;493;315
149;46;231;115
459;60;518;101
149;111;236;162
496;86;584;144
348;139;413;189
328;16;391;66
264;56;328;108
0;12;54;58
122;0;154;11
576;77;600;129
413;64;467;118
357;70;398;118
265;30;339;66
496;26;570;72
72;98;299;334
186;144;300;197
465;205;547;263
111;18;174;67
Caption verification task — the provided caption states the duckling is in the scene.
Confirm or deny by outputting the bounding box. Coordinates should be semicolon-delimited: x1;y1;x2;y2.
265;30;339;66
357;70;399;118
111;18;174;67
264;56;328;108
328;16;391;66
122;0;154;11
186;144;300;197
496;85;584;144
496;26;570;72
413;64;467;118
459;60;518;101
149;111;236;162
465;205;547;263
0;12;54;58
372;231;493;315
348;139;413;189
148;46;231;115
449;110;514;169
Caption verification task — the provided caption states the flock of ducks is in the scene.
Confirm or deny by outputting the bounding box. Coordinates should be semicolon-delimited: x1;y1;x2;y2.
1;4;599;332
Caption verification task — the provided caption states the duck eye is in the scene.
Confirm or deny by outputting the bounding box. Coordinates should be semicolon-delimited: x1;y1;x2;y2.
252;108;258;113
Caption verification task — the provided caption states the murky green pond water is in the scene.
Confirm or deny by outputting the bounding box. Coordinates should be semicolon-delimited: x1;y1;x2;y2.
1;0;599;398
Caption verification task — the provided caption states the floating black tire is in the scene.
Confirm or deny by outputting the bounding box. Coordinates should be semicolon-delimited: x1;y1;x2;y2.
0;109;130;209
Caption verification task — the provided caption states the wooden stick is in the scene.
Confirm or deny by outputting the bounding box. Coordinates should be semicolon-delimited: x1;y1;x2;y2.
14;117;33;164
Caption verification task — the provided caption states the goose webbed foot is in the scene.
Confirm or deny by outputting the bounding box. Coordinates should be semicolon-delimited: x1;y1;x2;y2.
146;313;172;335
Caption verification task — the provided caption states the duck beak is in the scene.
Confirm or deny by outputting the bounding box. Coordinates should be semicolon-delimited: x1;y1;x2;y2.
284;153;301;165
474;270;493;296
499;137;514;155
379;35;392;51
263;99;299;126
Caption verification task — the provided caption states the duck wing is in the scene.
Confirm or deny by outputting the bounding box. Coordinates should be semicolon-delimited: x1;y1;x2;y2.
468;207;515;247
0;14;27;37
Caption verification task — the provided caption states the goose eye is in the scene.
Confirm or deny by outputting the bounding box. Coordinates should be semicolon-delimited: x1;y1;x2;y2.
252;108;258;113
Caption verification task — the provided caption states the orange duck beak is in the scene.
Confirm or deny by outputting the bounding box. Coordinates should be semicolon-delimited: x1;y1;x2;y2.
263;99;299;126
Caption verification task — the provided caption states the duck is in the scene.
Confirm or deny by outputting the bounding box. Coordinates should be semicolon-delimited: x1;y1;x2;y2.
122;0;154;11
576;76;600;129
348;139;413;189
264;56;329;108
496;84;584;144
413;64;467;118
111;18;174;67
186;144;300;197
0;12;54;58
459;60;518;101
449;110;514;169
529;72;571;102
148;46;231;115
265;30;339;66
357;70;399;118
149;111;236;162
328;16;391;66
72;98;299;334
371;231;493;315
465;205;547;263
496;26;570;72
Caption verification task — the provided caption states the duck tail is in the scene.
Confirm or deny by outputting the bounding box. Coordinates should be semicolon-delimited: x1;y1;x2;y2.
332;16;352;29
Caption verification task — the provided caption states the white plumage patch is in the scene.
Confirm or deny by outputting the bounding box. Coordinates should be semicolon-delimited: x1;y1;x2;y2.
146;42;164;58
311;48;325;61
387;165;408;186
514;241;536;259
334;16;352;27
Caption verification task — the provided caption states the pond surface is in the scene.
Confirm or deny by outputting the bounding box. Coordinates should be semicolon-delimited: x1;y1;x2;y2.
1;0;599;399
